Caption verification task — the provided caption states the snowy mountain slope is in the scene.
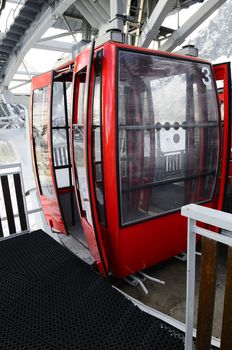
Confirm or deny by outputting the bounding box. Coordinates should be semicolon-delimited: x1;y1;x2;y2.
194;0;232;61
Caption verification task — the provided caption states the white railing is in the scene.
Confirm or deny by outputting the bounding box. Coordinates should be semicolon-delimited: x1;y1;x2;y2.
0;163;45;237
181;203;232;350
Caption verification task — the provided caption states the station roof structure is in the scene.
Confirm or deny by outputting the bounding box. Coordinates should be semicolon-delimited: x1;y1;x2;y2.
0;0;227;96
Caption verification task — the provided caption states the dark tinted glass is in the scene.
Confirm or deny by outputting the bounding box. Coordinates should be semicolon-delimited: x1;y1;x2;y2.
118;50;220;225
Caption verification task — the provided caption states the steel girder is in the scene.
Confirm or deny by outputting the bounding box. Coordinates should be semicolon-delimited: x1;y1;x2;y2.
2;0;78;90
160;0;227;52
140;0;176;48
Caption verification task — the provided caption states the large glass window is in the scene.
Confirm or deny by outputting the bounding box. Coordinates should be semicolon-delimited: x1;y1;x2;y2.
32;87;55;199
118;50;220;225
52;81;72;188
92;52;106;226
73;68;92;224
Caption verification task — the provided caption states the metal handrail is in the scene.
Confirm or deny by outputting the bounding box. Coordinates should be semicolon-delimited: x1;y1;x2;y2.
181;204;232;349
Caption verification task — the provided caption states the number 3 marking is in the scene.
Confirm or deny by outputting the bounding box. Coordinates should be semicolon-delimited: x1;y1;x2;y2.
202;66;211;85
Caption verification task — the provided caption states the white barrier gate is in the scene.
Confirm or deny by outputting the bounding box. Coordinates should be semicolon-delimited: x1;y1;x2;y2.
181;203;232;350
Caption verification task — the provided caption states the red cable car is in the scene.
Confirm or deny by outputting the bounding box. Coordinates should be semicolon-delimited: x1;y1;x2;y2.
30;40;231;278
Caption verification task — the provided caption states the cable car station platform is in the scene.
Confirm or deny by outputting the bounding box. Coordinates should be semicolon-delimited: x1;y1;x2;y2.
1;1;232;348
0;163;229;350
0;229;187;350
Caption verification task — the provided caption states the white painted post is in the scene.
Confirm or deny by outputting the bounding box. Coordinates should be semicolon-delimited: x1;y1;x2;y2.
185;217;196;350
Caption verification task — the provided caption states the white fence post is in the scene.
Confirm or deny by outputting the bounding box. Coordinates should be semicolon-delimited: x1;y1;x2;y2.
181;203;232;349
185;217;196;350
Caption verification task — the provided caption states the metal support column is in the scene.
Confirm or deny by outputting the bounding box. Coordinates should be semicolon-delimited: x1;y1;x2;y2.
82;18;91;41
98;0;125;37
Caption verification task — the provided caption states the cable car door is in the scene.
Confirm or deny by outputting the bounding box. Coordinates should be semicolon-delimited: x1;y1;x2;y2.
71;42;108;275
213;63;231;210
31;71;66;232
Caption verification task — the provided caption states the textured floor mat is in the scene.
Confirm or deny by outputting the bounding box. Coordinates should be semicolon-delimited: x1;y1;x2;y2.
0;230;185;349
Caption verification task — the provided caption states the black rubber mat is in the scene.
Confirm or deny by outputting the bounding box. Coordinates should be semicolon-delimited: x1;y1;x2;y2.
0;230;186;350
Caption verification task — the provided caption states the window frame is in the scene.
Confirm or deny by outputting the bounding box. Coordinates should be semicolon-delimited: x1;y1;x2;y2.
72;67;88;217
32;86;55;199
91;49;107;227
50;76;75;229
51;80;73;179
116;47;221;227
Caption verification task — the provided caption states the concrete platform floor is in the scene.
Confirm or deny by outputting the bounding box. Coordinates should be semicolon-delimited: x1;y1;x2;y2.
119;244;228;340
60;229;228;341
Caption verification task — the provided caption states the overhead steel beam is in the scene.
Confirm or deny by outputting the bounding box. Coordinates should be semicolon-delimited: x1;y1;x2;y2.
0;32;4;43
9;80;31;91
140;0;176;48
4;0;18;3
38;30;80;43
97;0;110;17
62;15;78;43
16;70;41;76
52;16;82;31
80;0;106;23
2;0;77;89
34;40;73;52
52;14;82;31
12;78;31;82
82;18;91;40
160;0;226;52
74;0;101;28
89;0;109;22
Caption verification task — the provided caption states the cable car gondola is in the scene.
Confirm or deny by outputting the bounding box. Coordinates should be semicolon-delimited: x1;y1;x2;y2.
30;40;231;278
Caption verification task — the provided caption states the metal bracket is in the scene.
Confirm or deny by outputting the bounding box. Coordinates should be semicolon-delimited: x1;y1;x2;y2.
124;271;165;295
175;252;187;261
138;271;165;285
109;14;134;24
124;275;149;295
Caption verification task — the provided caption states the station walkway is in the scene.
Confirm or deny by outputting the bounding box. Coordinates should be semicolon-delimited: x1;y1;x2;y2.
0;230;185;349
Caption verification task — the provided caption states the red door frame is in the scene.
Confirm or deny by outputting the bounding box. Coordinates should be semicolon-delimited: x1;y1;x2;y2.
30;72;66;233
71;41;108;276
213;63;231;210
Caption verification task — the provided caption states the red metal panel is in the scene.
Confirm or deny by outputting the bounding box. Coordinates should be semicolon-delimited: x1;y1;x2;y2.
100;43;121;272
71;42;108;275
213;63;231;211
106;41;211;64
31;71;52;90
86;53;109;274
